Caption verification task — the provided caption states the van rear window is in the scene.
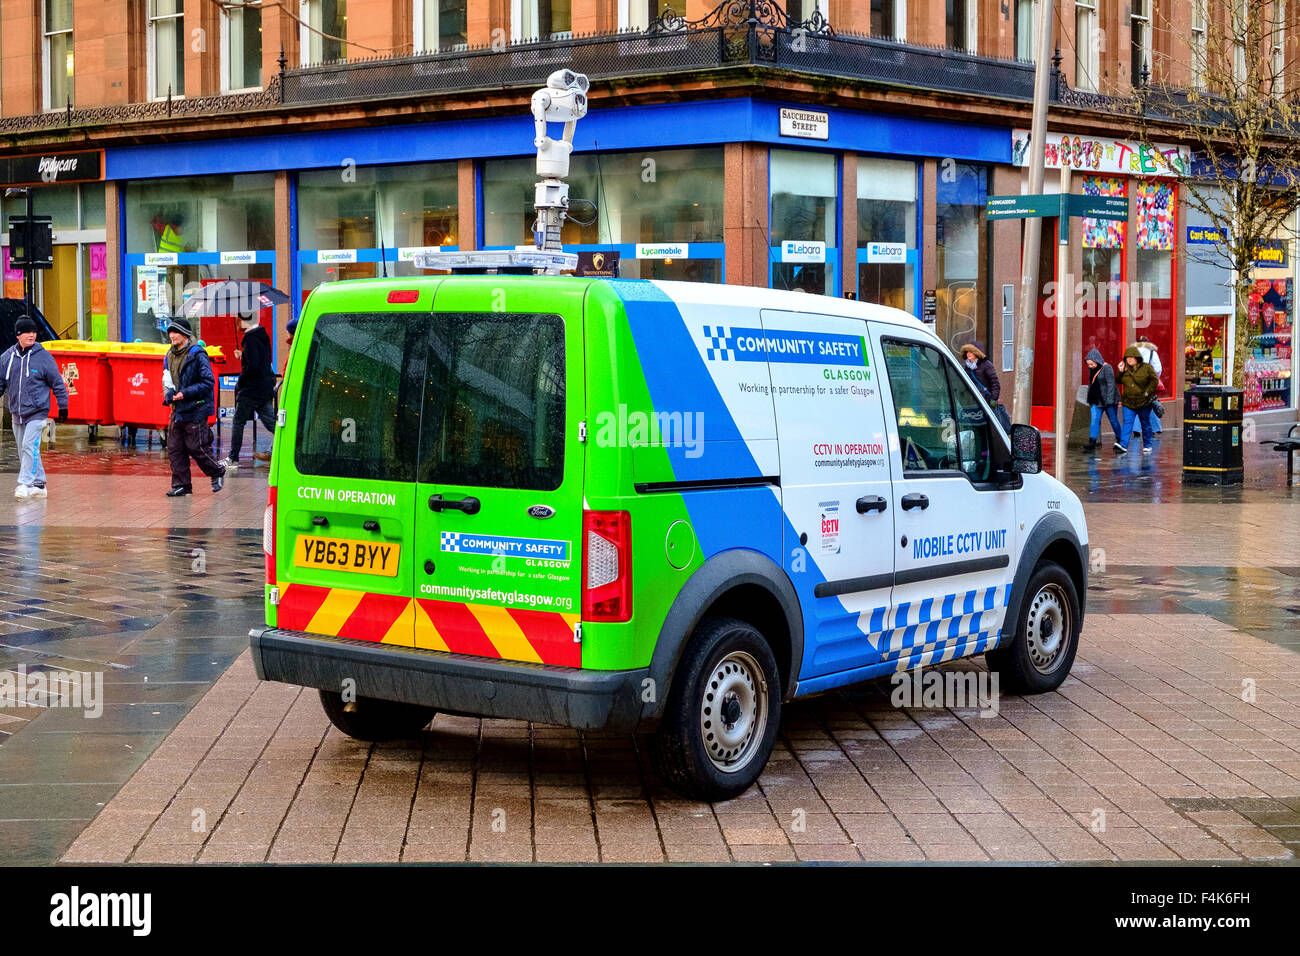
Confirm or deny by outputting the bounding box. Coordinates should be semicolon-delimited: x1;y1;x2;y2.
294;313;425;482
418;313;566;492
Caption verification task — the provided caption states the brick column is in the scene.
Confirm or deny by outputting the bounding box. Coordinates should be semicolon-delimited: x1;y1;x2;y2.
841;152;857;297
274;171;293;369
458;159;478;251
921;159;937;296
1;1;39;116
724;142;769;288
105;180;122;341
183;0;218;97
262;0;297;89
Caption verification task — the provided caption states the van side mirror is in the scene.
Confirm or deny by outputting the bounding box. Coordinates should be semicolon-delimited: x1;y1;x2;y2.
1010;423;1042;474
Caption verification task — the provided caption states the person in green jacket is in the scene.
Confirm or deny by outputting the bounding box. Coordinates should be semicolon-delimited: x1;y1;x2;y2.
1116;345;1159;454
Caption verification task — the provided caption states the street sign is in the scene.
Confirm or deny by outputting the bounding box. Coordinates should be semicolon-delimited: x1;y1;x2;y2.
986;194;1057;220
1066;194;1129;221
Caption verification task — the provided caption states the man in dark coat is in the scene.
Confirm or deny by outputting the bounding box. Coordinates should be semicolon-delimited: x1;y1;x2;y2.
163;316;226;496
1084;348;1121;452
219;313;276;469
959;342;1001;401
0;317;68;499
1116;345;1159;454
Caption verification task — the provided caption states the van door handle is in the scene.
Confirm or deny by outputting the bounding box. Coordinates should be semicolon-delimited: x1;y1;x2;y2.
856;495;887;514
428;494;481;515
900;493;930;511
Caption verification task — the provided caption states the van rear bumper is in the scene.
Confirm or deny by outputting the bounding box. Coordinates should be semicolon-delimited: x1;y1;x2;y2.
250;628;649;732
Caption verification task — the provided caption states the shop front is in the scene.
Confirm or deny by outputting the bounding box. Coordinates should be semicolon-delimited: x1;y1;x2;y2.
0;151;107;340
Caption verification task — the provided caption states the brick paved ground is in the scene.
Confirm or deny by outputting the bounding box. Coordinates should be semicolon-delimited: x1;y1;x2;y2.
62;612;1300;864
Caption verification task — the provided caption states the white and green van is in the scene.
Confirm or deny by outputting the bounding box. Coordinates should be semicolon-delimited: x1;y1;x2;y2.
251;275;1088;799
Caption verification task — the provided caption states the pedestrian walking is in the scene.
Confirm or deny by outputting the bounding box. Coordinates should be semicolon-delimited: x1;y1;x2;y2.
958;341;1011;430
218;312;276;470
1083;348;1121;452
1136;335;1164;433
1116;345;1159;454
163;317;226;497
0;318;68;499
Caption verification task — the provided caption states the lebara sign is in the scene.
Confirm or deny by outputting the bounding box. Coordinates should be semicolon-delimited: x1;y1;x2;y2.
781;240;826;264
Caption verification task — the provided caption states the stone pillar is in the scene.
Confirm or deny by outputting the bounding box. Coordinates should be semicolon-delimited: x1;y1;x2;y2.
841;152;857;297
724;142;769;288
274;171;293;370
105;180;122;341
458;159;478;251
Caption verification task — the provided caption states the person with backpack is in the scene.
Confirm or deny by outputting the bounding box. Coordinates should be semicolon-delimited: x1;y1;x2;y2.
0;317;68;499
218;312;276;470
163;316;226;496
1116;345;1159;454
1083;348;1121;453
1136;335;1164;433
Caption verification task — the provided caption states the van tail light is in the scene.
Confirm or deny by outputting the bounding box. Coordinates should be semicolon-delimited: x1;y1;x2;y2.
582;510;631;622
264;486;277;586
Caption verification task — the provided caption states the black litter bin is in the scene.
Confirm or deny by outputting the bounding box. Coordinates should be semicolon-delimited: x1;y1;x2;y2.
1183;385;1244;485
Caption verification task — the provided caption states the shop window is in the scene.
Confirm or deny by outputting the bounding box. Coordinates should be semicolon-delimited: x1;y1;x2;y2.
935;162;988;355
416;0;468;52
514;0;571;40
872;0;904;40
148;0;184;99
124;173;275;343
770;149;836;295
1272;0;1286;95
298;161;459;296
1134;180;1177;399
856;158;916;313
302;0;347;63
223;0;262;91
482;148;724;282
44;0;74;110
1075;0;1098;92
1080;176;1126;368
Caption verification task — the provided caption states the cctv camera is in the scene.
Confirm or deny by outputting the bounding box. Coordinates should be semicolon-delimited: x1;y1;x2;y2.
547;69;589;93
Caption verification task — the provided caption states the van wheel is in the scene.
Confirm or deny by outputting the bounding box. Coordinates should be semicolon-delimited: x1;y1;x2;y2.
985;561;1081;695
318;690;437;742
650;617;782;802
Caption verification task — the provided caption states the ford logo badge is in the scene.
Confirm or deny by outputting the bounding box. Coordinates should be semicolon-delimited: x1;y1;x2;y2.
527;505;555;519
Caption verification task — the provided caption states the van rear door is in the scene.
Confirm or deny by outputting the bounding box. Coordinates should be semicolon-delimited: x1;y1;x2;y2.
275;304;430;647
411;279;586;667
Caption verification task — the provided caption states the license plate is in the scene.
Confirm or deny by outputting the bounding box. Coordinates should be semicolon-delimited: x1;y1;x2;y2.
293;536;400;577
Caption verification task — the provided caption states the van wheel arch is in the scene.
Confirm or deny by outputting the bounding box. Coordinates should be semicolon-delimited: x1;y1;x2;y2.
1000;514;1087;650
643;551;803;728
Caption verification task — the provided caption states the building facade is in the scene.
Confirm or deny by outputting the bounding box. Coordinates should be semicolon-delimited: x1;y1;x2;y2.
0;0;1296;426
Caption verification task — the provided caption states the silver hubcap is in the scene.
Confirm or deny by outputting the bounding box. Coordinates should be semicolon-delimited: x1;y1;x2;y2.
699;651;768;773
1026;584;1070;674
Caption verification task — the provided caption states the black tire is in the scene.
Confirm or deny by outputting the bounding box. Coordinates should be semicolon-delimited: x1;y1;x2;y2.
650;616;782;802
318;689;437;742
985;560;1081;695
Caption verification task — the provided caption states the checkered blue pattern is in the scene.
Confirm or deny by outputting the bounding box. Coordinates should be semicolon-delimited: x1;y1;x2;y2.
856;583;1013;670
439;532;462;552
702;325;735;361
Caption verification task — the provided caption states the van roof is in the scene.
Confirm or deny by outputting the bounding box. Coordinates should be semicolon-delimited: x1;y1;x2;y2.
309;274;929;335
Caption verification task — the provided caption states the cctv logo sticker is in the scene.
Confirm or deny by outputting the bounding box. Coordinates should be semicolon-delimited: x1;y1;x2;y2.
702;326;868;366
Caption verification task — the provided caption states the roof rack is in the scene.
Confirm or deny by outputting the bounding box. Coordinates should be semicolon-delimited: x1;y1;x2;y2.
412;249;579;275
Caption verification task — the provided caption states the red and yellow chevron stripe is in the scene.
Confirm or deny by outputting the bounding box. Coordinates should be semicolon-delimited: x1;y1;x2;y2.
276;583;582;667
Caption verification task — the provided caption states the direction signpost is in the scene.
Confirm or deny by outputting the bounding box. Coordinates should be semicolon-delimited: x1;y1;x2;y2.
987;183;1131;479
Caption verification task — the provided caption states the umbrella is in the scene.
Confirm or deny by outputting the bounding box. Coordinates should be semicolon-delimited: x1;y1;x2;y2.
183;279;292;318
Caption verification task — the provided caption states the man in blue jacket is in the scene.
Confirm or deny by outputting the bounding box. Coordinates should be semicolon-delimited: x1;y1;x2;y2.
0;317;68;499
163;316;226;497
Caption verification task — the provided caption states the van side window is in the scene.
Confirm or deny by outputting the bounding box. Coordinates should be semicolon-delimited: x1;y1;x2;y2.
294;313;425;482
882;338;993;481
882;340;958;472
419;313;566;492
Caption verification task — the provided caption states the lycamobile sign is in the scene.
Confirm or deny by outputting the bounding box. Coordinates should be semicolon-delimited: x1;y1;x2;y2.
636;243;689;259
703;326;868;365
